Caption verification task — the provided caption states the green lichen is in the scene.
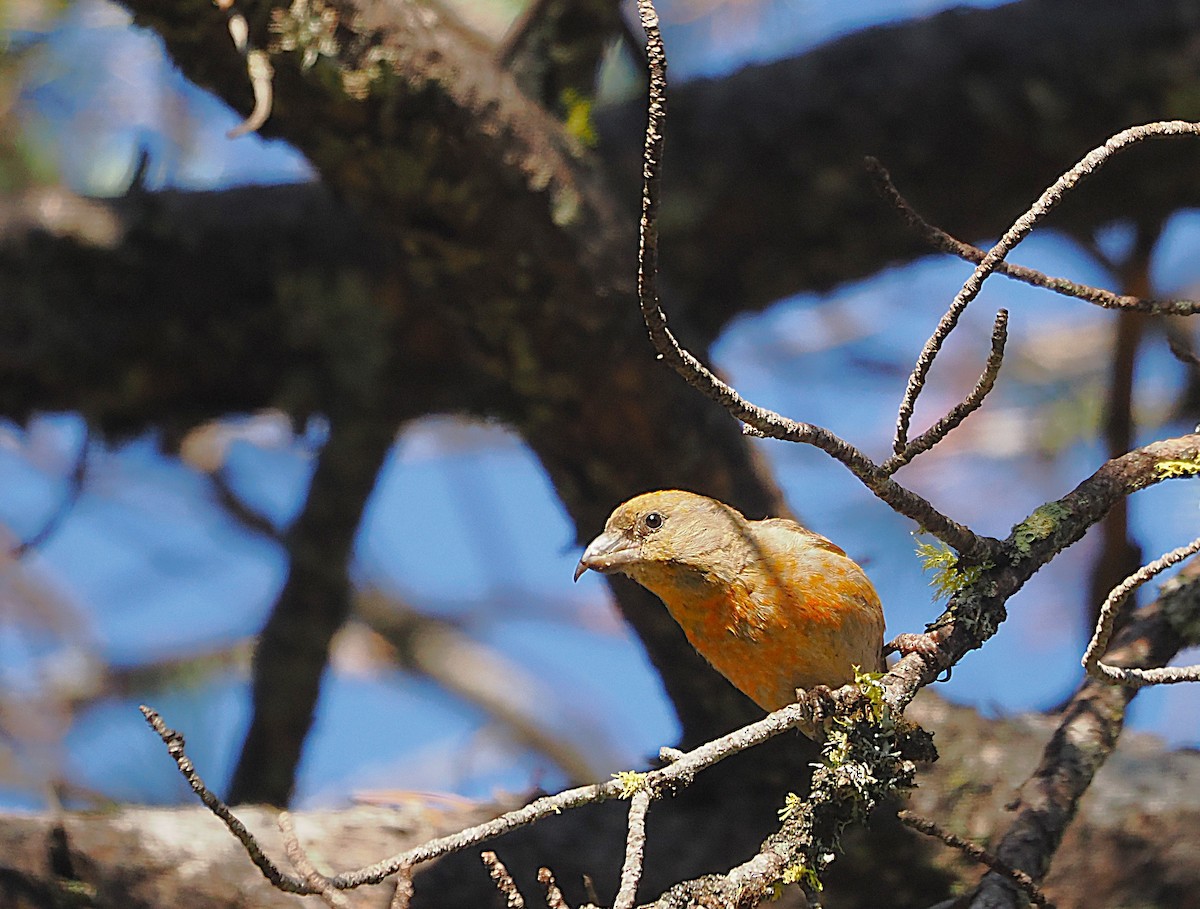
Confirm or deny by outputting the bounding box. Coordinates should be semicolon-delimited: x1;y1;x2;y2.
914;538;988;600
1011;502;1071;554
781;862;823;891
560;88;598;148
777;791;804;823
612;770;646;798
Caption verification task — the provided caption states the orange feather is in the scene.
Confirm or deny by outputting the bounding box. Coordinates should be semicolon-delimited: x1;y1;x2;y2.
576;490;884;712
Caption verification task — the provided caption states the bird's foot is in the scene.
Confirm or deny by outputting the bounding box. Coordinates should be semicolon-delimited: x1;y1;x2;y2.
885;631;941;659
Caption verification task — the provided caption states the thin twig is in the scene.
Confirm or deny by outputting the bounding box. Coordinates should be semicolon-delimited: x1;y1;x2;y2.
389;863;415;909
613;789;651;909
215;1;275;138
279;812;350;908
142;688;833;896
891;120;1200;455
899;811;1054;908
482;851;527;909
138;706;306;893
631;0;991;558
882;309;1008;474
1083;535;1200;686
537;867;570;909
866;158;1200;316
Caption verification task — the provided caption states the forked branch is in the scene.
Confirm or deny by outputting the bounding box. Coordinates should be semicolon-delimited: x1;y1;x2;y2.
866;157;1200;317
891;120;1200;455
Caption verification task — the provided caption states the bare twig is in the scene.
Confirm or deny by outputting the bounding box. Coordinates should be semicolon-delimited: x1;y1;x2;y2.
1083;535;1200;686
892;121;1200;457
389;863;414;909
632;0;991;558
882;309;1008;474
537;867;570;909
899;811;1054;908
613;788;651;909
483;851;527;909
866;158;1200;316
279;812;350;909
138;705;305;893
214;0;275;138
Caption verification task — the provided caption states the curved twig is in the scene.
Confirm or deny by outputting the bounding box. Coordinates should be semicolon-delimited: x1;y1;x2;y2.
1083;535;1200;686
892;120;1200;455
632;0;991;558
866;158;1200;316
882;309;1008;474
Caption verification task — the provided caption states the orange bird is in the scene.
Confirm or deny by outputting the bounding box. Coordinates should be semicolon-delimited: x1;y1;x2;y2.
575;490;884;712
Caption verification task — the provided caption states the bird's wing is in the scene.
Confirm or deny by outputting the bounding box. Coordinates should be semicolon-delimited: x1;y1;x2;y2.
752;517;847;556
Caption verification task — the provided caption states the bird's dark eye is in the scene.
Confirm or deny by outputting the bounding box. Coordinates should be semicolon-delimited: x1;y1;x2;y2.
644;512;664;531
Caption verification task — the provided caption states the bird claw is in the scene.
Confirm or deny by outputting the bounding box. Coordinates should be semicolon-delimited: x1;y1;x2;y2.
886;631;941;659
804;684;837;725
886;631;953;681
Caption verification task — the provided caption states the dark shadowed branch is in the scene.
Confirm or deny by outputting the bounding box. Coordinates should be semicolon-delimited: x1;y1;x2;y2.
969;555;1200;909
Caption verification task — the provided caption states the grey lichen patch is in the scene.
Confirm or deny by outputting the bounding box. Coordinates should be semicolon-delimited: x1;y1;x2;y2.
771;671;919;897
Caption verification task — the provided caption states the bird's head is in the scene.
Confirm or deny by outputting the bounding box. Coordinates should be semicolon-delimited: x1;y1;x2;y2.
574;490;750;588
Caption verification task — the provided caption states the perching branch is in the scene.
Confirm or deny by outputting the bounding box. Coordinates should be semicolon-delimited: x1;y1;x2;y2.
140;689;852;899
